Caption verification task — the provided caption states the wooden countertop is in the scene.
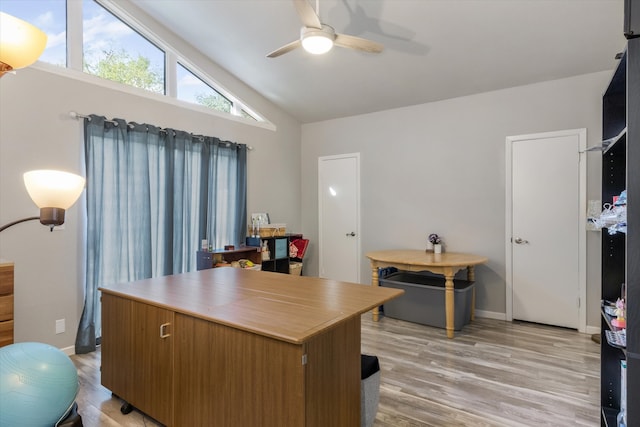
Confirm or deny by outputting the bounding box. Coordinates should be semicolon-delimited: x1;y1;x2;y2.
99;268;403;345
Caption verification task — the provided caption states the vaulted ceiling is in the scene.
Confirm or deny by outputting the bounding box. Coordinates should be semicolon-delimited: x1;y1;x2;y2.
133;0;626;123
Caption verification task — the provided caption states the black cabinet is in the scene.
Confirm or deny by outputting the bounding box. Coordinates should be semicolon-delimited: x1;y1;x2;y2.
625;0;640;38
260;236;291;274
600;37;640;426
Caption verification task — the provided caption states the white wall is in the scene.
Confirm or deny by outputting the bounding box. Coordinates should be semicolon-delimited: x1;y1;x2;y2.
301;71;608;327
0;66;301;350
0;67;609;351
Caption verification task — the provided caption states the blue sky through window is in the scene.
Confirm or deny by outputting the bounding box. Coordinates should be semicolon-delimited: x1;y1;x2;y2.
82;0;165;94
177;63;231;112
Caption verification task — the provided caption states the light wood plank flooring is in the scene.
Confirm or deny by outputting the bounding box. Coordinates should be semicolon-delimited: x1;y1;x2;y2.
70;316;600;426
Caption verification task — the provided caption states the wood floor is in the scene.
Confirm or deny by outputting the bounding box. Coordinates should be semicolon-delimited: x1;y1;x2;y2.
70;315;600;427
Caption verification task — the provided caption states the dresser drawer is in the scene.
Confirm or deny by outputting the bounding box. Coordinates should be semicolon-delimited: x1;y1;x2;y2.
0;295;13;321
0;319;14;347
0;266;13;295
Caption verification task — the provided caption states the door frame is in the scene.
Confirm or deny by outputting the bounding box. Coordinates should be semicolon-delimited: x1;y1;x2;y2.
318;153;361;282
505;129;587;332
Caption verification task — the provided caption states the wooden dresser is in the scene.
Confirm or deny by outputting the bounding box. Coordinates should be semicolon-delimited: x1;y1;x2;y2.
0;261;14;347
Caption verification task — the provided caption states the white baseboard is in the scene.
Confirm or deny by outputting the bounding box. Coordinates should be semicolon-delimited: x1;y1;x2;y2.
585;325;600;335
473;310;600;336
474;309;506;320
61;345;75;356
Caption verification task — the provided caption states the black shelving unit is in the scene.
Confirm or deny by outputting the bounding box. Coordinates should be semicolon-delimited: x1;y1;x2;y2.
260;236;291;274
600;23;639;425
625;0;640;38
627;33;640;427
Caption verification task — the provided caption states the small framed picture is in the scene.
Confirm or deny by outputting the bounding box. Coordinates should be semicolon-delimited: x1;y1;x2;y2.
251;213;270;225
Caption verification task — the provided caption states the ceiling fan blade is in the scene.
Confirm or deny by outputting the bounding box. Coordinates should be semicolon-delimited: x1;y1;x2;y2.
334;33;383;54
293;0;322;29
267;39;302;58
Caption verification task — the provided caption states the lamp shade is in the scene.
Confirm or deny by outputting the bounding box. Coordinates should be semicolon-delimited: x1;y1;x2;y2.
23;170;85;210
0;12;47;72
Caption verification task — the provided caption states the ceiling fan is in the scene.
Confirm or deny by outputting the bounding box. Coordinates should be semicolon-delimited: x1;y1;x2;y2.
267;0;384;58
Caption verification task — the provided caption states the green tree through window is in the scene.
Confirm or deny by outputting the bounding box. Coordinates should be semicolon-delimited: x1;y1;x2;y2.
84;48;163;94
195;92;232;113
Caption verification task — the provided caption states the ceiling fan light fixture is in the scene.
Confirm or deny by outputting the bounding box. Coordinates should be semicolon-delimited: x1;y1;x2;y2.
301;25;334;55
267;2;383;58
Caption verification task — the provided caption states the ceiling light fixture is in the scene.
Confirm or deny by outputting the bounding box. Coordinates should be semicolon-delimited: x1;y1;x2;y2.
301;24;335;55
0;170;85;232
0;12;47;78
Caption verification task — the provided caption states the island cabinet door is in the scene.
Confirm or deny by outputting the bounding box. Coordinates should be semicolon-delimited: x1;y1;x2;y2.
101;294;174;426
173;313;306;426
304;315;361;427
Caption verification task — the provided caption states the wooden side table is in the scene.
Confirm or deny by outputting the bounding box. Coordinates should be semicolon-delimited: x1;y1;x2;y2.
366;250;488;338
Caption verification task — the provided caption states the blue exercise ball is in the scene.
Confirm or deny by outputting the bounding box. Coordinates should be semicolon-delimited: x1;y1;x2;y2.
0;342;79;427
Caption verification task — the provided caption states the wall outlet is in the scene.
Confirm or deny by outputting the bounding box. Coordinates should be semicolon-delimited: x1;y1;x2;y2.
55;318;65;334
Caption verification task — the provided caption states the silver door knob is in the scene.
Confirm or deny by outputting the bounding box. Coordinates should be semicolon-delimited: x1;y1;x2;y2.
514;237;529;244
346;232;356;237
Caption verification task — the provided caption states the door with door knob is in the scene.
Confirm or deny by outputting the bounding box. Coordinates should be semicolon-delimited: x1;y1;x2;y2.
318;153;360;283
508;130;583;330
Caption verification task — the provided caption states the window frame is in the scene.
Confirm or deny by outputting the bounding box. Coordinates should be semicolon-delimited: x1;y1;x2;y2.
82;0;167;95
177;61;233;115
24;0;271;128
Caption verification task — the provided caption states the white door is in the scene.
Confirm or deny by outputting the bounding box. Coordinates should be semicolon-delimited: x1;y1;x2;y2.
318;153;360;283
506;129;586;330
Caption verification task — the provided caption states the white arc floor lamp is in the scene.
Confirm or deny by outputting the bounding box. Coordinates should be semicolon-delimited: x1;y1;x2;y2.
0;11;47;78
0;12;86;427
0;170;85;233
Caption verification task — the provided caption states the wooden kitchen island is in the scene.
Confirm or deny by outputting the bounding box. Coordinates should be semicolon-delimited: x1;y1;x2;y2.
99;267;403;427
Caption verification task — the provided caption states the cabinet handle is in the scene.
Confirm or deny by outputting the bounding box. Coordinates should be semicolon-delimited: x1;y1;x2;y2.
160;322;171;338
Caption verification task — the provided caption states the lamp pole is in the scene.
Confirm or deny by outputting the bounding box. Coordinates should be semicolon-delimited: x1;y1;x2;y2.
0;217;43;233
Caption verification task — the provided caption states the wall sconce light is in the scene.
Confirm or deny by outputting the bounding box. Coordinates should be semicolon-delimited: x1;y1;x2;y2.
0;12;48;78
0;170;85;232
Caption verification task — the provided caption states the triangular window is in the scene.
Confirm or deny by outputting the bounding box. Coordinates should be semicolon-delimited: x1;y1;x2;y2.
0;0;265;124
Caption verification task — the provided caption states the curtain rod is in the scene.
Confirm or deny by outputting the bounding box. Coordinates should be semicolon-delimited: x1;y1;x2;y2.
69;111;253;150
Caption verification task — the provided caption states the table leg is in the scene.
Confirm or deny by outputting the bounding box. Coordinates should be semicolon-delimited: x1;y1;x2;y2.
371;265;380;322
444;268;455;339
467;265;476;321
467;265;476;282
